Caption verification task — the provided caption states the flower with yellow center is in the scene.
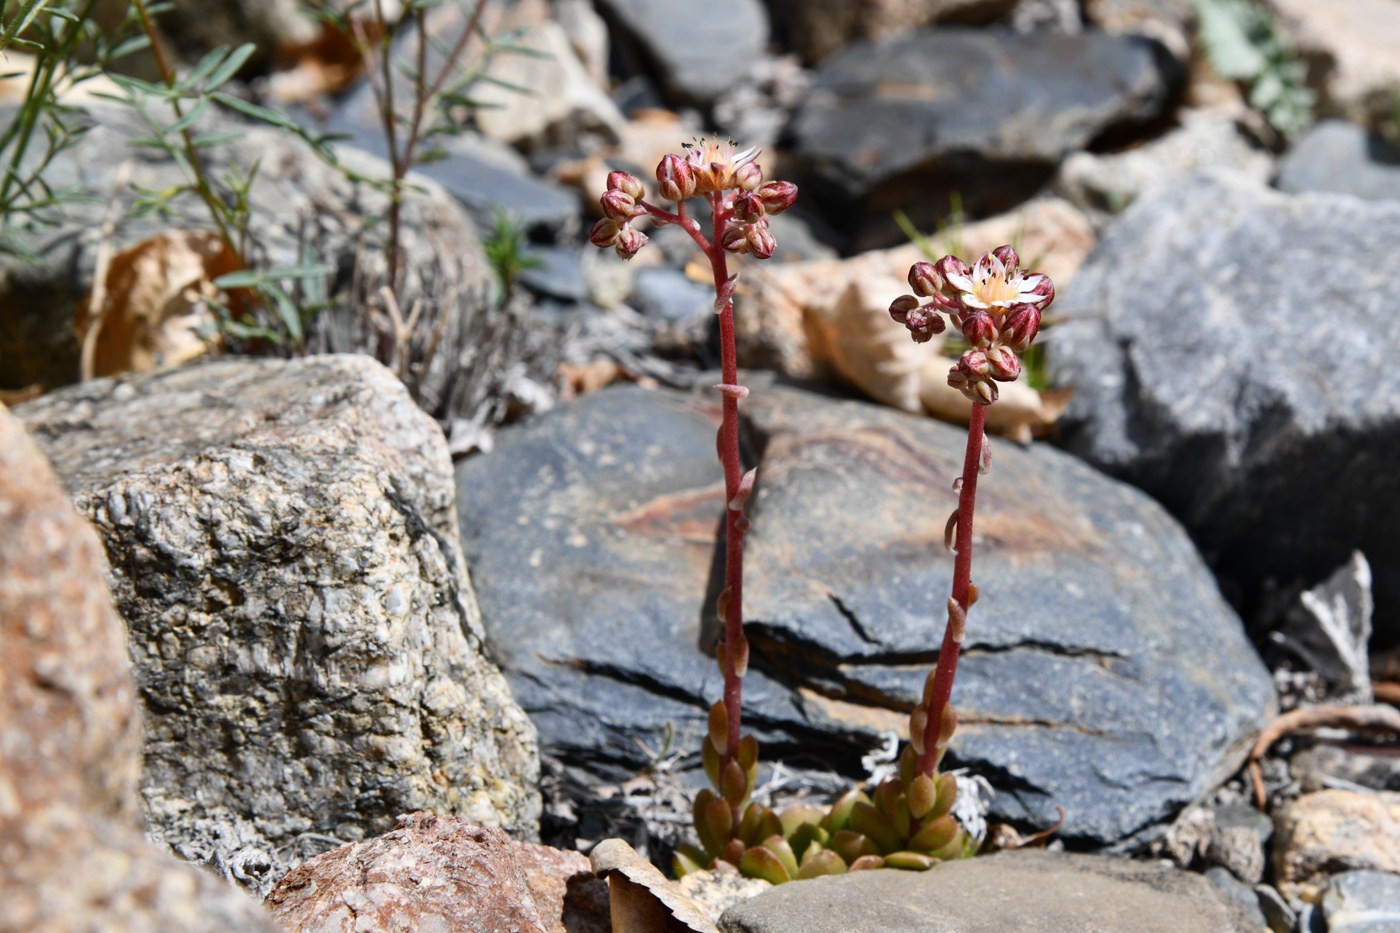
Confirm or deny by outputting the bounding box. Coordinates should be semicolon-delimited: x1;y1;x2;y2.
944;250;1050;317
682;135;761;195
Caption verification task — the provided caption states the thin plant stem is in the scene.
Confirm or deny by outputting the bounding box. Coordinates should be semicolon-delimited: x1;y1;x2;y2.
129;0;241;267
705;194;747;768
918;401;986;775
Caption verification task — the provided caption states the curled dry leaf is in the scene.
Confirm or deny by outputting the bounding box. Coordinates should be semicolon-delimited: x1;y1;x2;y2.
74;230;238;380
589;838;718;933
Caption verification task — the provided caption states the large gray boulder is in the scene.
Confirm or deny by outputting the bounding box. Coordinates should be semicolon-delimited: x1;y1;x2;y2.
790;27;1178;248
1047;169;1400;647
16;355;540;897
717;850;1262;933
457;382;1275;845
1275;119;1400;201
1;403;278;932
593;0;770;104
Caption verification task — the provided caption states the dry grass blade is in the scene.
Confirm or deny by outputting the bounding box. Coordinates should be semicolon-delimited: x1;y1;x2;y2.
1248;704;1400;808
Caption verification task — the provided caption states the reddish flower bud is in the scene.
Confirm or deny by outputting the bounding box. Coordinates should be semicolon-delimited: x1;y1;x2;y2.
960;349;992;379
987;346;1021;382
934;254;971;284
599;188;636;222
974;379;998;405
745;223;776;260
961;311;997;349
889;294;919;324
1002;304;1041;352
947;368;969;394
734;161;763;192
905;307;946;343
607;171;643;199
732;191;766;224
614;226;648;260
695;160;729;195
588;217;620;248
656;154;696;202
757;180;798;215
908;262;943;298
721;224;748;253
992;244;1020;274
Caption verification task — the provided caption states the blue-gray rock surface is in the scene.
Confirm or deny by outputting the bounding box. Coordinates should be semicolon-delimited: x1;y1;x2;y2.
1048;169;1400;647
790;27;1177;247
717;850;1262;933
457;382;1275;845
1275;119;1400;201
1325;871;1400;933
593;0;769;104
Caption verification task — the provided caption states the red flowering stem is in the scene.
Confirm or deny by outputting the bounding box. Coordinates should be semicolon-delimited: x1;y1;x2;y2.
918;401;986;775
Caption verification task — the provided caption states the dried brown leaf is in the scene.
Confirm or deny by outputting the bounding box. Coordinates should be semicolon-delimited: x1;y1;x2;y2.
74;230;238;379
589;838;718;933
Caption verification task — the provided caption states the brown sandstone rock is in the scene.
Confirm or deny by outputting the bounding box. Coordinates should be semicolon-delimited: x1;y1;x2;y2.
267;813;604;933
1267;0;1400;129
0;403;278;932
1272;789;1400;902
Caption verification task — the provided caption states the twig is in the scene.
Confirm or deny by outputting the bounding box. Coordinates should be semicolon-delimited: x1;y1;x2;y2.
80;160;133;381
1248;704;1400;809
1373;681;1400;708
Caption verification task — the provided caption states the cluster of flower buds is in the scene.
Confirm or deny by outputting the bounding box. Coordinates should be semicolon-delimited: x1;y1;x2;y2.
588;136;798;264
588;170;650;260
888;246;1055;405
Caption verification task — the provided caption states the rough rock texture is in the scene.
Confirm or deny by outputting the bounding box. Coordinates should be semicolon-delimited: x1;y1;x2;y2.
716;850;1262;933
1048;170;1400;647
455;385;818;781
15;356;540;897
790;27;1177;248
1275;119;1400;201
741;383;1274;843
1324;870;1400;933
764;0;1019;64
0;101;489;394
458;382;1275;845
678;871;772;927
267;814;603;933
1053;110;1273;229
1267;0;1400;129
1272;790;1400;902
593;0;769;104
1292;742;1400;794
0;404;279;932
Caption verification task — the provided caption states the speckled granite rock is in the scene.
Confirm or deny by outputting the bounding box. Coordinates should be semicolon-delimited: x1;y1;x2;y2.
717;850;1262;933
15;355;539;897
0;404;278;933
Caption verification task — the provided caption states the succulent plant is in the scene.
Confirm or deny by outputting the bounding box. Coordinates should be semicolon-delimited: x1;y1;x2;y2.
672;720;972;884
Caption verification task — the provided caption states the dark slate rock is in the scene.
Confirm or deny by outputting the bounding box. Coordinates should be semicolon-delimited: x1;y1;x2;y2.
1325;871;1400;933
455;386;846;781
740;383;1274;844
790;27;1177;248
1205;866;1270;930
1275;119;1400;201
593;0;769;105
519;246;590;302
459;381;1274;846
631;267;715;323
1047;169;1400;647
717;850;1262;933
